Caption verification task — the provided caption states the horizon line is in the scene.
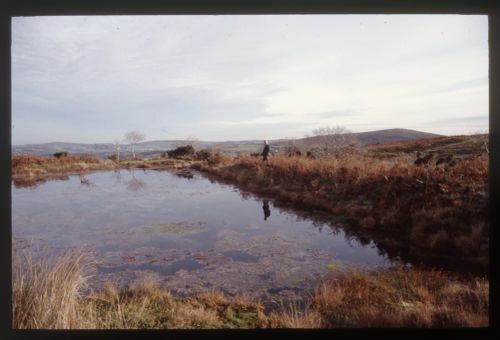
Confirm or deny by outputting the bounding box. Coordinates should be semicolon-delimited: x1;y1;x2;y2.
10;127;458;146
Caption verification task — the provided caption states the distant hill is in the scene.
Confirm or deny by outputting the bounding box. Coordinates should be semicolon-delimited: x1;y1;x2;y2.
11;142;117;156
12;128;443;157
339;128;441;145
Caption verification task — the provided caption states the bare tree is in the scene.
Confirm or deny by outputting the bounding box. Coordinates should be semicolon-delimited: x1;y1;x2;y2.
185;135;200;150
124;131;146;159
113;139;122;162
310;125;360;158
283;136;303;156
471;129;489;154
483;135;489;154
173;136;199;149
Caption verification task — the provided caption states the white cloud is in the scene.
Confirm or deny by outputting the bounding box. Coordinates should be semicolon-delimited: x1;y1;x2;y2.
11;15;488;144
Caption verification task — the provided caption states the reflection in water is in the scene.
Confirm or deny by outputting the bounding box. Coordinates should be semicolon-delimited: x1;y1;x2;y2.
79;173;95;187
126;169;146;191
12;166;486;300
262;200;271;221
12;174;70;189
12;169;411;301
111;169;122;185
176;169;194;179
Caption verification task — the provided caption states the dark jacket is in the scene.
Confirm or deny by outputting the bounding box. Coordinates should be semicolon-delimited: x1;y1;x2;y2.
262;144;270;158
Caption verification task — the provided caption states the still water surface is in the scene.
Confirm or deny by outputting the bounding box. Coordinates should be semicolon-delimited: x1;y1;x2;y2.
12;169;395;302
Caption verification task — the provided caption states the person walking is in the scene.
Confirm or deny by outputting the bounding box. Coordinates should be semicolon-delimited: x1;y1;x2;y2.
261;140;271;162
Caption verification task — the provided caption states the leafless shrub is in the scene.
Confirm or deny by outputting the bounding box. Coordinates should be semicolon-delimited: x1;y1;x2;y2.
124;131;146;159
307;125;361;158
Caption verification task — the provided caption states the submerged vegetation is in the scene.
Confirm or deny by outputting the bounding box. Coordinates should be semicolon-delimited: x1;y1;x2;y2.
12;136;489;271
193;136;489;272
143;223;206;234
11;134;489;328
12;249;488;329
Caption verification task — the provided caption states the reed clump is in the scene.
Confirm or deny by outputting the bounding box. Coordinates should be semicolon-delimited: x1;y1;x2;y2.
12;249;94;329
12;249;267;329
12;250;488;329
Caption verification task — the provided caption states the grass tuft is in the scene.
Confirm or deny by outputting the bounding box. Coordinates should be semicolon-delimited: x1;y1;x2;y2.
12;250;488;329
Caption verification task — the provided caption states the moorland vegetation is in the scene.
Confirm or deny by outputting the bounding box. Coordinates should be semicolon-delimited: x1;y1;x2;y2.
11;133;489;328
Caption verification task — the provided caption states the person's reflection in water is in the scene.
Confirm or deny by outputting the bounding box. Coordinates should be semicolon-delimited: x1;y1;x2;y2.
262;200;271;221
126;169;146;191
79;172;94;187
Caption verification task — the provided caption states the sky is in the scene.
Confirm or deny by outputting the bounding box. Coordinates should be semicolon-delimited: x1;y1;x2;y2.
11;15;488;145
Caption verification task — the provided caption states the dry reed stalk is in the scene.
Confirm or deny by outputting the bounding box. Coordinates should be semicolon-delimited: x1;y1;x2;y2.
12;248;94;329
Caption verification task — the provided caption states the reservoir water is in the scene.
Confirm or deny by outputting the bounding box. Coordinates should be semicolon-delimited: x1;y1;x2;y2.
12;169;395;302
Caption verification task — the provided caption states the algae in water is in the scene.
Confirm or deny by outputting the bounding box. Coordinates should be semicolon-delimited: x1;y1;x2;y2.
144;222;205;234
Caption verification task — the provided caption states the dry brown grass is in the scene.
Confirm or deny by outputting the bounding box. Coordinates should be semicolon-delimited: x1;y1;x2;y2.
194;152;488;270
268;300;324;328
305;267;489;328
119;158;197;170
12;249;489;329
11;154;201;188
12;248;94;329
12;154;116;181
84;279;227;329
12;249;267;329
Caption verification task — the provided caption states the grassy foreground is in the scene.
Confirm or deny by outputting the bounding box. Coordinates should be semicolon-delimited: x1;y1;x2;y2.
12;250;488;329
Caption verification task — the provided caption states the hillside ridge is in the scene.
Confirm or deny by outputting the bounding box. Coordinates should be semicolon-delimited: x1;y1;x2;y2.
12;128;443;156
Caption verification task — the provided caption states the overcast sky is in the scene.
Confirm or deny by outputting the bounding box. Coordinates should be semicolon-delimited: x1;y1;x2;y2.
12;15;488;145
